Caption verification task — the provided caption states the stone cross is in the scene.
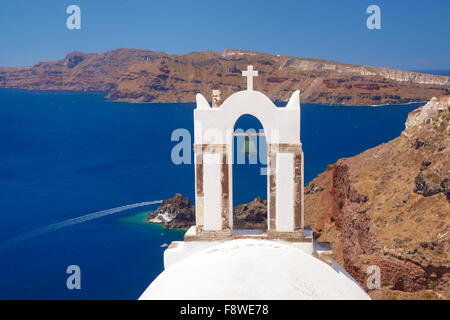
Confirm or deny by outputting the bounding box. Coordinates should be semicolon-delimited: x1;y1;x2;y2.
242;65;258;91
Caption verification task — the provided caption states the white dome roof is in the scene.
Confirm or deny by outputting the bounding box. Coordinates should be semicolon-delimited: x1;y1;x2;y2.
140;239;370;300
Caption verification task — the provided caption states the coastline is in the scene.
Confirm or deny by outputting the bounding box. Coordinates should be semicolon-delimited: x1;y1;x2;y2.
119;211;188;232
0;88;429;108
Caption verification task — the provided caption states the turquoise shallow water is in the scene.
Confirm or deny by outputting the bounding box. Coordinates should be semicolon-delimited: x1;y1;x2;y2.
0;88;421;299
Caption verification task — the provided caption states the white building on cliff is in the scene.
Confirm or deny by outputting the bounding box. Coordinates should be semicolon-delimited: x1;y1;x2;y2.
140;66;371;300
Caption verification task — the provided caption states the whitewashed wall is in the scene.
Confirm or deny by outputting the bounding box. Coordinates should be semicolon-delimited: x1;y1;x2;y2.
275;153;295;232
202;153;222;231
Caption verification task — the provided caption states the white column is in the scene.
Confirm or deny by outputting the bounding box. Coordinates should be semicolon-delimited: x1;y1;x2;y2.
275;153;295;232
203;153;222;231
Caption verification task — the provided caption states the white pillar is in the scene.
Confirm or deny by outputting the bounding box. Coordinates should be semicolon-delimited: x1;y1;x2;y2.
202;153;223;231
275;152;295;232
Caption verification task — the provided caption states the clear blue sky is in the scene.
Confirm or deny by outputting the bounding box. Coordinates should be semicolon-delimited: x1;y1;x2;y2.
0;0;449;70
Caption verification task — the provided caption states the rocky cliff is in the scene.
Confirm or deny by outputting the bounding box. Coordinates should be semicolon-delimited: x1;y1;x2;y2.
149;194;269;230
1;49;449;105
304;96;450;299
148;193;195;229
233;197;268;229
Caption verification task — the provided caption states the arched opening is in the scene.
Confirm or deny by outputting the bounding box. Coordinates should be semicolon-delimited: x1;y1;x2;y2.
232;114;268;234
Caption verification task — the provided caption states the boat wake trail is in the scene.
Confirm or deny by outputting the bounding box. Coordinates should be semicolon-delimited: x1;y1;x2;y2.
0;200;162;251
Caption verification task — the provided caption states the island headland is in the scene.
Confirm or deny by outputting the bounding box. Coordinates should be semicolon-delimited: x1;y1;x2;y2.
1;49;449;105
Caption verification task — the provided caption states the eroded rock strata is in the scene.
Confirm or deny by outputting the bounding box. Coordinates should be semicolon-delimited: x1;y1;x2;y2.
305;96;450;300
1;49;449;105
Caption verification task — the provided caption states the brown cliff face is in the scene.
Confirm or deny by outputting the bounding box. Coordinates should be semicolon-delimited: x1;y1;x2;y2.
305;97;450;299
1;49;449;105
0;49;162;92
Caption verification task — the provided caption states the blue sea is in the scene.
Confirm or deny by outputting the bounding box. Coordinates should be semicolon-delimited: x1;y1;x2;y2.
0;89;421;299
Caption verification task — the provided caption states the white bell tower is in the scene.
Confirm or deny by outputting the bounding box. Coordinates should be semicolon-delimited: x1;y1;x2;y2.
188;65;305;241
